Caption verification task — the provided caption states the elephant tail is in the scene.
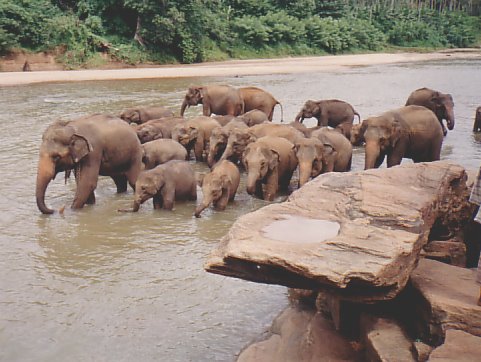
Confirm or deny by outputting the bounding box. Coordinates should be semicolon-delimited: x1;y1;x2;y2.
353;111;361;124
276;102;284;123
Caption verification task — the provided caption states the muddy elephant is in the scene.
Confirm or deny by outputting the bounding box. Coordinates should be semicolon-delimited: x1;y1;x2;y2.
36;114;143;214
119;160;197;212
243;136;298;201
194;160;240;217
294;99;360;139
294;137;338;187
180;85;244;117
405;87;455;136
136;117;185;143
120;106;174;124
235;109;269;127
473;106;481;133
359;105;444;170
171;116;220;161
239;86;283;121
310;128;352;173
207;120;248;168
142;139;188;170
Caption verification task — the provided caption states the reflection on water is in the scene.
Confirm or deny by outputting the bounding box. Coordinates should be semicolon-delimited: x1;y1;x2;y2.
1;59;480;361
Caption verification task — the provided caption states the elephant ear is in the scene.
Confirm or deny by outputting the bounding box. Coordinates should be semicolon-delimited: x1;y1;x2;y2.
133;110;142;123
70;133;92;163
390;119;402;148
268;149;280;170
189;126;199;138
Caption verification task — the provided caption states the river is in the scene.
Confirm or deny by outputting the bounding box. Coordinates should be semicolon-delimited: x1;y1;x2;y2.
0;58;480;361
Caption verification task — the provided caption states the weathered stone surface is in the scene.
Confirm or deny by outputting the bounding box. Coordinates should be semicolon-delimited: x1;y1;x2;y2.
422;238;466;267
237;307;361;362
412;341;432;362
360;315;415;362
429;329;481;361
410;258;481;344
206;161;468;302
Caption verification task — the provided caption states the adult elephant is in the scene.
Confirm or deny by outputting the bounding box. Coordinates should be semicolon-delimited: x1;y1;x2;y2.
311;128;352;173
243;136;298;201
405;87;454;136
359;105;444;170
294;99;360;139
180;85;244;117
239;86;283;121
473;106;481;133
120;106;174;124
36;114;143;214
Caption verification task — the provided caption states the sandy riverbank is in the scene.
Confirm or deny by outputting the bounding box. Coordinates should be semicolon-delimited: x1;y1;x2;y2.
1;49;480;86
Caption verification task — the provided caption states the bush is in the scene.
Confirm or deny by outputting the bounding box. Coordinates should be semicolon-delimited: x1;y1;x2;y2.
388;20;445;47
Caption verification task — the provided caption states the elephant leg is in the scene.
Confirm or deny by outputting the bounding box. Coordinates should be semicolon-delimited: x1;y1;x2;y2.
153;194;163;210
161;189;175;210
71;165;99;209
255;181;264;199
386;152;403;168
86;191;96;205
125;165;141;191
214;191;229;210
264;173;279;201
112;175;128;193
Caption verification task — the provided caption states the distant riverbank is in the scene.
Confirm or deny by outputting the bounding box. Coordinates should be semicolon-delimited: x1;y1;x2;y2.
1;49;480;87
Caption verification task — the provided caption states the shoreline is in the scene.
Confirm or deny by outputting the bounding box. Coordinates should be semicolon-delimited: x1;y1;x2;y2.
1;49;480;87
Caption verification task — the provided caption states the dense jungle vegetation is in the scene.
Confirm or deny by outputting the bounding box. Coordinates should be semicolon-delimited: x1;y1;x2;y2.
1;0;480;67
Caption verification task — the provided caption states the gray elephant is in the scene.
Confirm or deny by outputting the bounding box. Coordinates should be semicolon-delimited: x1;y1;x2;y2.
120;106;174;124
243;136;298;201
359;105;444;170
171;116;220;161
136;117;185;143
405;87;455;136
36;114;143;214
180;85;244;117
119;160;197;212
194;160;240;217
235;109;269;127
142;139;188;170
310;128;352;173
294;99;360;139
207;120;248;168
239;86;283;121
473;106;481;133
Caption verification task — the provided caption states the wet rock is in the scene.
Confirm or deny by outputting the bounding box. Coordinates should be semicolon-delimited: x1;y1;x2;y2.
360;315;415;362
422;238;466;267
206;161;468;302
409;258;481;344
237;307;361;362
429;329;481;361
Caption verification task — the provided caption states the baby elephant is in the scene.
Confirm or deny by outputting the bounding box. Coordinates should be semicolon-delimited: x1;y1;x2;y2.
119;160;197;212
120;106;174;124
142;139;188;170
194;160;240;218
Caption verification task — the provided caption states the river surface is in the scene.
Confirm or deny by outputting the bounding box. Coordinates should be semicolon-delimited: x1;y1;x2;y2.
1;59;480;362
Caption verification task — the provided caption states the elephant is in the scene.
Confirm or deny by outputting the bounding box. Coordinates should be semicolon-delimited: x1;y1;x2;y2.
288;121;321;138
142;139;188;170
359;105;444;170
120;106;174;124
405;87;455;136
294;137;338;187
180;85;244;117
207;120;248;168
171;116;220;161
194;160;240;217
350;123;365;146
235;109;269;127
36;114;143;214
473;106;481;133
310;128;352;173
119;160;197;212
239;86;283;121
249;123;305;144
212;115;235;126
243;136;298;201
294;99;360;139
136;117;185;143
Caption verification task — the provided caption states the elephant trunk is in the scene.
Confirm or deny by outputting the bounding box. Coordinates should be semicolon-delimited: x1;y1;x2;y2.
294;112;304;123
298;161;313;187
36;154;56;214
446;107;455;131
219;142;233;162
132;200;141;212
194;197;211;218
180;100;189;117
207;144;219;168
246;170;260;195
364;141;381;170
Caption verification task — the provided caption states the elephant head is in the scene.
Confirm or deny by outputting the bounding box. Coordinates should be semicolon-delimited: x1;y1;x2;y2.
362;116;403;170
431;92;455;131
294;100;319;123
36;121;92;214
243;144;279;199
219;129;255;164
194;174;224;217
120;109;141;124
136;124;163;143
350;123;365;146
172;124;198;149
294;138;336;187
207;127;228;168
180;86;203;116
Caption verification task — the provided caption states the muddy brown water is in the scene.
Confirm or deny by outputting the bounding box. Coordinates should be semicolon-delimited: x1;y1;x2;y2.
1;59;480;361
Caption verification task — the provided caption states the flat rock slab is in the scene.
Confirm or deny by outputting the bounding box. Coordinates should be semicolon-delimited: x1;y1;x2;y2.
429;329;481;361
410;258;481;343
206;161;467;302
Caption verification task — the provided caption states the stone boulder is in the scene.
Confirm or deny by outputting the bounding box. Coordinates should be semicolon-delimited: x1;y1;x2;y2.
429;329;481;361
205;161;468;302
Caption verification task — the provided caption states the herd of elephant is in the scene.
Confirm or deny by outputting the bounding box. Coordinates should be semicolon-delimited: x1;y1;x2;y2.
36;84;478;217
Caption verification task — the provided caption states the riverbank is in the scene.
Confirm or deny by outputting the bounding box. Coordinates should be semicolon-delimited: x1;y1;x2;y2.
1;49;480;87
